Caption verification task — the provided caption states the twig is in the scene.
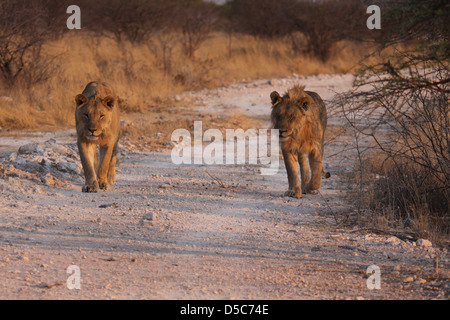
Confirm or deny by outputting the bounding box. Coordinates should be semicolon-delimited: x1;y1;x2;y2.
205;170;228;188
317;190;346;226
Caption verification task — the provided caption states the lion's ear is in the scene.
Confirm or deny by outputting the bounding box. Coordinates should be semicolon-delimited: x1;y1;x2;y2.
102;96;115;109
75;94;88;107
270;91;281;106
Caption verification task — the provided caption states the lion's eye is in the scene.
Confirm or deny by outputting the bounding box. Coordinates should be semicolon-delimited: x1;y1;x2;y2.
100;114;105;119
84;114;89;119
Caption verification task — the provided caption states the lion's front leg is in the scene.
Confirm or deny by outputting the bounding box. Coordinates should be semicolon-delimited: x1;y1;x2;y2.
98;144;114;190
78;140;99;193
282;149;302;198
305;149;322;195
298;152;311;194
107;136;119;185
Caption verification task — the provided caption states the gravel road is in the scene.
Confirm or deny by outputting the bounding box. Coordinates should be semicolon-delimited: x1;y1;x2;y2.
0;74;447;299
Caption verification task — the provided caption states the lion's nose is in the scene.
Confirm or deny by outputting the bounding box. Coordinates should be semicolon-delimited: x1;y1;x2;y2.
89;129;96;135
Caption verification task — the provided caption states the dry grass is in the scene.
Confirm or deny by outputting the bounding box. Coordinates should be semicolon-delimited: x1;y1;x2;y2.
343;151;449;244
0;31;374;132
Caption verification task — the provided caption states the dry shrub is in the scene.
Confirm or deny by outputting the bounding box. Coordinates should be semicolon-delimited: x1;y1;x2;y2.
0;0;63;88
372;159;448;239
333;48;449;241
230;0;368;62
333;0;449;241
345;149;449;241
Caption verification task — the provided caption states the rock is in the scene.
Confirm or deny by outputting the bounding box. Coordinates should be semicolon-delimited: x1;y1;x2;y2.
56;161;81;174
404;276;414;282
18;143;44;155
13;158;42;173
416;239;432;248
386;236;401;245
415;278;427;285
99;203;119;209
40;173;53;186
44;142;70;155
143;212;158;221
159;183;171;189
40;173;60;187
32;186;46;194
8;152;17;161
12;156;26;167
268;79;280;86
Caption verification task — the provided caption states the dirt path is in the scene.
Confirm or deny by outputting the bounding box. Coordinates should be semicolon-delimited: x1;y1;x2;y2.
0;74;448;300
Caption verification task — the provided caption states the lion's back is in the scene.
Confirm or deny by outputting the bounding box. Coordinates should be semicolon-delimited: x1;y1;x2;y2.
82;81;116;100
305;90;327;131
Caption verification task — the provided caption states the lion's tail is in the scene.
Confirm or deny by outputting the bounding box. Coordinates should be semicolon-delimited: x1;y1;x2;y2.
322;169;331;179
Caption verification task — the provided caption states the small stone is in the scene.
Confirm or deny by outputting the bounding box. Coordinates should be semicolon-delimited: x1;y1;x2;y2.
415;278;427;285
143;212;158;221
56;161;81;174
8;152;17;161
40;173;58;187
404;276;414;282
386;236;401;243
416;239;432;248
159;183;171;189
12;156;26;166
268;79;280;86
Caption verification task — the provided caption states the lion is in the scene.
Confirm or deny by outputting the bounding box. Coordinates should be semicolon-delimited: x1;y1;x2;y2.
270;85;330;198
75;81;120;193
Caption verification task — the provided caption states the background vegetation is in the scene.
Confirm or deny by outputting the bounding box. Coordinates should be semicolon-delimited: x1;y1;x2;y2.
331;0;449;242
0;0;379;130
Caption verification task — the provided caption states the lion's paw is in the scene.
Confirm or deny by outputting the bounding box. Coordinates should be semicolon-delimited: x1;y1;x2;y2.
284;189;302;199
98;180;110;190
82;181;99;193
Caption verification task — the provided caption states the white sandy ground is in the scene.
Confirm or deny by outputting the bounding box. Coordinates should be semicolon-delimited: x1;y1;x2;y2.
0;74;448;300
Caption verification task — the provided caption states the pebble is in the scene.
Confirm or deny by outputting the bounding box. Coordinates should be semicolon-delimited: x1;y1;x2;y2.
386;236;401;243
143;212;158;221
415;278;427;285
404;276;414;282
416;239;432;248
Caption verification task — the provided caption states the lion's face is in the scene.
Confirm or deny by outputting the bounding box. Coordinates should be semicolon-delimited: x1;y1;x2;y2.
75;94;115;141
270;91;312;142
